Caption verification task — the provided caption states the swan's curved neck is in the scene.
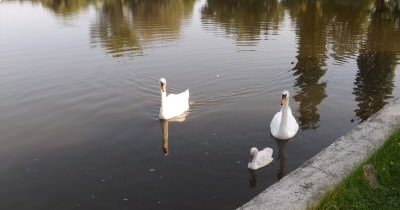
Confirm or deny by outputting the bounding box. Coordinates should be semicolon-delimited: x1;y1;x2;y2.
161;91;167;107
279;99;290;134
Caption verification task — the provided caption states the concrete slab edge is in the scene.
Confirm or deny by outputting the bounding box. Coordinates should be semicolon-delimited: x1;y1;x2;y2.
238;98;400;210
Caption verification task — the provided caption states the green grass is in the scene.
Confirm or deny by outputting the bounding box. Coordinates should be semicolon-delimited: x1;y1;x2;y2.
314;128;400;210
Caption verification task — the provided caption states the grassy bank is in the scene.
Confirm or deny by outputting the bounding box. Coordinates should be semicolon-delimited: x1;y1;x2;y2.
315;128;400;210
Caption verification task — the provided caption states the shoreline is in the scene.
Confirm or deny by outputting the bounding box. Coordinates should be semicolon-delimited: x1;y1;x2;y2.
238;98;400;210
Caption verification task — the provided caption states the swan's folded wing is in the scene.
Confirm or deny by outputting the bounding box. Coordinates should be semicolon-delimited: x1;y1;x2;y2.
288;112;299;135
166;89;189;102
165;89;190;117
270;111;281;136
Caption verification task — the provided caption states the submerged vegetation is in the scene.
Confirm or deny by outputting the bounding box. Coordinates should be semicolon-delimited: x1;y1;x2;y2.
315;128;400;209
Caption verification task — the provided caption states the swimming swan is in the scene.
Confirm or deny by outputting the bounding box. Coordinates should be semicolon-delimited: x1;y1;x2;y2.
248;147;273;170
270;90;299;140
159;78;189;120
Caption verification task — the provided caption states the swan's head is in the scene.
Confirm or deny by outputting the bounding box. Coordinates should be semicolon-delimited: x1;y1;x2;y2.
160;78;166;92
249;147;258;158
281;90;290;106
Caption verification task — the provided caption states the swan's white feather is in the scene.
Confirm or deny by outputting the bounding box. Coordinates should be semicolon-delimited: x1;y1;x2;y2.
270;91;299;140
159;80;189;120
248;147;273;170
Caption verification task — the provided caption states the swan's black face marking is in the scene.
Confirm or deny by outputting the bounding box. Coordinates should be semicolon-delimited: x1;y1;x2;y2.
160;82;166;92
281;94;287;105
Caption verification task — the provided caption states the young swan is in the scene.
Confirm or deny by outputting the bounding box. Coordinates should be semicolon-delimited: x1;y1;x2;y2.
270;90;299;140
159;78;189;120
248;147;273;170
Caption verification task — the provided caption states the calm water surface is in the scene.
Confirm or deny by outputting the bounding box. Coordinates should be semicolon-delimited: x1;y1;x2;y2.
1;0;400;209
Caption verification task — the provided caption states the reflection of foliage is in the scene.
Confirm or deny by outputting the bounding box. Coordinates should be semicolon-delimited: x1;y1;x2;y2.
354;52;395;121
126;0;194;41
293;59;327;130
201;0;284;44
28;0;195;57
89;0;195;57
353;11;400;121
90;0;142;57
291;0;328;130
323;0;374;61
31;0;100;16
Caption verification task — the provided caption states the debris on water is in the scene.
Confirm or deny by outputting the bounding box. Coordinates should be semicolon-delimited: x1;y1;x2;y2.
123;198;128;201
205;152;209;155
350;119;355;123
216;74;220;78
149;168;155;172
237;161;241;164
212;133;216;136
100;179;105;183
91;195;96;199
291;61;294;64
158;201;161;204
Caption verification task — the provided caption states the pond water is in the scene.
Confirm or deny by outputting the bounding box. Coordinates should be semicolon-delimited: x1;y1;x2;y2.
1;0;400;209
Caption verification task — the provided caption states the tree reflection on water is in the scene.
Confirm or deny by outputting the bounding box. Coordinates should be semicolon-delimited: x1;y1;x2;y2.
90;0;195;57
201;0;284;45
289;0;328;130
23;0;400;122
353;3;400;122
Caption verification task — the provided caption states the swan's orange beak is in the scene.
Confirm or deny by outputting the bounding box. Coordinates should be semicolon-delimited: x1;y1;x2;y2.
280;95;286;106
161;82;166;92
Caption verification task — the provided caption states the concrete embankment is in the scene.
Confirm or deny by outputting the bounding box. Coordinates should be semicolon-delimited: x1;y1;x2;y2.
238;98;400;210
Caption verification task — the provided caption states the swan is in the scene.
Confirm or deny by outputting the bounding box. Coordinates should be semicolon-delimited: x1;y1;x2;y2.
270;90;299;140
248;147;273;170
159;78;189;120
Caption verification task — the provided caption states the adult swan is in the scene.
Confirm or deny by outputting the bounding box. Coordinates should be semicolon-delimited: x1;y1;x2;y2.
159;78;190;120
270;90;299;140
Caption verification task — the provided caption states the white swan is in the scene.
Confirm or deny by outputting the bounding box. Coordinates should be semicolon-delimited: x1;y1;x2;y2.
248;147;273;170
270;90;299;140
159;78;189;120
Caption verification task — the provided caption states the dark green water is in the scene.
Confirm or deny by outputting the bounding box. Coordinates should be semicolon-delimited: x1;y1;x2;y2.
1;0;400;209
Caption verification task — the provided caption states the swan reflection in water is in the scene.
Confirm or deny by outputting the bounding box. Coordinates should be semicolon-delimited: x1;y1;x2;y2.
248;169;257;188
159;112;189;156
276;138;288;180
160;119;170;155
